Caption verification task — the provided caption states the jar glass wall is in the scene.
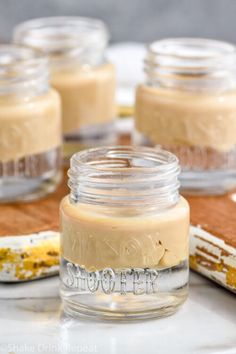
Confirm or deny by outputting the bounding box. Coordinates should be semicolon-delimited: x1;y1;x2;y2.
13;17;116;160
60;146;189;320
0;45;61;202
135;38;236;195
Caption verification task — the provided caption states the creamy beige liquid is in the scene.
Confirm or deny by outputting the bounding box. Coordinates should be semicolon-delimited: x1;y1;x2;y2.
60;196;189;271
0;89;61;162
51;63;116;135
135;85;236;152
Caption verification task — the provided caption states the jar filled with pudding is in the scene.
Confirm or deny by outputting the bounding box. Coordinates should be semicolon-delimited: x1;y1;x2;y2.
0;45;61;202
135;38;236;195
14;17;116;159
60;146;189;320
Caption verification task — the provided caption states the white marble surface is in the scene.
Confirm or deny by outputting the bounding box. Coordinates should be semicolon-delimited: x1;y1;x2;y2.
0;272;235;354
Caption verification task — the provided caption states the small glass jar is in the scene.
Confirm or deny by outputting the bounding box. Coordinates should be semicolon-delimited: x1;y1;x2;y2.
135;38;236;195
14;17;116;159
0;45;61;202
60;146;189;321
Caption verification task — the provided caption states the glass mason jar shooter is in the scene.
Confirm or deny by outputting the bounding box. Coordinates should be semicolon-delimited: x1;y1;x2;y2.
135;38;236;195
60;146;189;320
0;45;61;202
14;17;116;159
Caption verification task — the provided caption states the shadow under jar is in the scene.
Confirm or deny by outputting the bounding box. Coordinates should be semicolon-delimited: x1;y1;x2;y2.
60;146;189;321
135;38;236;195
14;17;116;160
0;45;61;202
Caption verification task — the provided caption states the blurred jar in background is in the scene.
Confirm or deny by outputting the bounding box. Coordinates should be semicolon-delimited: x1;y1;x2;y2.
14;17;116;159
0;45;61;202
135;38;236;195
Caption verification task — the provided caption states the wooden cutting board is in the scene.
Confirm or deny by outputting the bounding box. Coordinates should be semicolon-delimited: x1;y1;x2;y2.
188;191;236;293
0;137;236;292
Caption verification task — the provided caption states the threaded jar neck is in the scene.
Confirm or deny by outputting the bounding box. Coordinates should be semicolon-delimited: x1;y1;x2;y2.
68;146;180;211
145;38;236;92
14;17;109;68
0;45;49;97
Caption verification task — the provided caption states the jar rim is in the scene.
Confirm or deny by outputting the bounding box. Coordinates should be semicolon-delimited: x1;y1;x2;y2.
70;145;179;174
145;37;236;92
13;16;109;54
148;38;236;63
68;146;180;209
0;44;49;96
0;44;47;67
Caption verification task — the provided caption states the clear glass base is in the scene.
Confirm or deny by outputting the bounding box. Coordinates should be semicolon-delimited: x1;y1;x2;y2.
179;170;236;195
164;145;236;195
60;257;188;321
134;132;236;195
63;121;117;163
0;147;61;202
